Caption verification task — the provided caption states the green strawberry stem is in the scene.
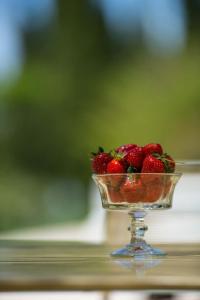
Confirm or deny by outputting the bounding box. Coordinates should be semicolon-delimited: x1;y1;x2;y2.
110;149;125;161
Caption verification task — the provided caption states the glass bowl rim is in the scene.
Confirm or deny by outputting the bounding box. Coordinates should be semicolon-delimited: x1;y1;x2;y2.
92;172;182;177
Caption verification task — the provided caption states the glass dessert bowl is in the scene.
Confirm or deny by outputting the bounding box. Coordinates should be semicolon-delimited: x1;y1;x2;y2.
93;172;182;257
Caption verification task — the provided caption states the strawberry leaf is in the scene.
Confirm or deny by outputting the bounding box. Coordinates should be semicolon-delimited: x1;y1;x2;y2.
110;149;124;160
110;149;116;157
152;152;161;158
98;146;104;153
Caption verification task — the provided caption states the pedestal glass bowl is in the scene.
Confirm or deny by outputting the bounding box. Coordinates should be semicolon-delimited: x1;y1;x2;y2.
92;173;182;257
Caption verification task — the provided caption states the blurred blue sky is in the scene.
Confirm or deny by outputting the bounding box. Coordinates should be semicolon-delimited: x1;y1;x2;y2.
0;0;56;83
94;0;186;53
0;0;187;83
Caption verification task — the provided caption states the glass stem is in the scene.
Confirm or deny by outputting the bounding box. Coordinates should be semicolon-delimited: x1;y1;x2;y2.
128;211;148;244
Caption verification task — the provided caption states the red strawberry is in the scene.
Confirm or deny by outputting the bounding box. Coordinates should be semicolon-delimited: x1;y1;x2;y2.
143;143;163;156
142;152;176;174
141;154;165;173
140;173;163;186
105;174;125;189
164;154;175;173
120;177;145;203
125;146;144;170
91;147;112;174
106;159;126;187
116;144;137;154
106;154;128;188
145;181;163;202
107;186;122;203
107;159;125;174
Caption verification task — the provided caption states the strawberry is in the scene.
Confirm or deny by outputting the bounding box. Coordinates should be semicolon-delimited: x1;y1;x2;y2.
142;152;176;173
141;154;165;173
145;181;163;202
116;144;137;154
91;147;112;174
164;154;175;173
104;174;124;189
107;186;122;203
140;172;163;186
125;146;144;170
142;154;165;173
106;159;126;187
105;152;128;188
120;177;145;203
107;159;125;174
143;143;163;156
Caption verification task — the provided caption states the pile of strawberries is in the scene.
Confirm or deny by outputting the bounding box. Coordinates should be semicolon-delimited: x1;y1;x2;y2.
91;143;175;175
91;143;175;203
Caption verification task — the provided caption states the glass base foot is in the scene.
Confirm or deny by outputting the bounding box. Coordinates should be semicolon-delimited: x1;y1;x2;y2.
111;240;166;257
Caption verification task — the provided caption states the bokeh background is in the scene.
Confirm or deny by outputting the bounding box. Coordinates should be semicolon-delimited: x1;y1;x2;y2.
0;0;200;233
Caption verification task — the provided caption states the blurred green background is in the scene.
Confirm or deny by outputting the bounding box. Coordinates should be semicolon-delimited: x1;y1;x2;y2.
0;0;200;231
